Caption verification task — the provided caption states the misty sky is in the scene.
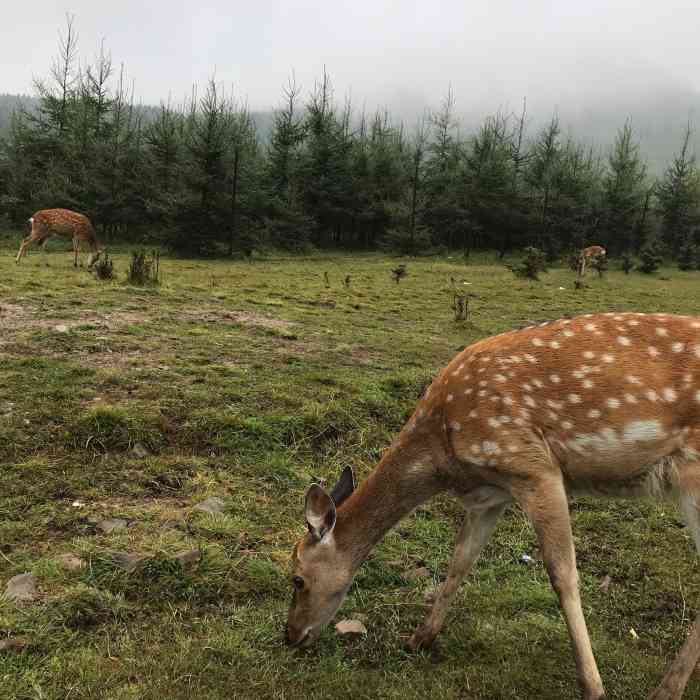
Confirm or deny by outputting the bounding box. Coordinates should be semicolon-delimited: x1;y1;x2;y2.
4;1;700;119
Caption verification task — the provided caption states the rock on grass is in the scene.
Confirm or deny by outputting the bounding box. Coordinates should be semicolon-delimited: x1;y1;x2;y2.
335;619;368;636
55;554;86;571
4;573;37;602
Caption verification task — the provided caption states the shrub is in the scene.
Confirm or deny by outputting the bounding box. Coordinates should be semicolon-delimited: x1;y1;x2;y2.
127;250;160;286
677;236;698;271
92;252;114;280
639;238;664;274
509;246;548;280
620;254;634;274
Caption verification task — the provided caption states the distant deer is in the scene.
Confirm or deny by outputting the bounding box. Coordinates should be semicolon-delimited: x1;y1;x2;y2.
287;312;700;700
16;208;102;267
579;245;606;277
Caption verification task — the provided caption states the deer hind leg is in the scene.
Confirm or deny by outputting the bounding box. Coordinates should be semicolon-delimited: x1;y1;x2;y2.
649;460;700;700
408;494;508;651
513;470;605;700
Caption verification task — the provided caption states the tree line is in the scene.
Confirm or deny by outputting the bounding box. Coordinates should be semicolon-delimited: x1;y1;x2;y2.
1;18;699;262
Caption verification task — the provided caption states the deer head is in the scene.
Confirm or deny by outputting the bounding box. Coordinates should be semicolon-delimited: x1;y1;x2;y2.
286;466;356;646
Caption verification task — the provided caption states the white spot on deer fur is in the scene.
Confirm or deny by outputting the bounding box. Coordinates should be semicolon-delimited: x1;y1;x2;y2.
583;379;594;389
584;323;597;332
550;341;560;349
469;410;478;418
480;356;491;363
662;388;677;402
521;383;532;391
488;417;501;429
568;394;582;404
479;380;488;387
695;390;700;403
471;444;481;454
498;415;512;424
623;420;665;443
508;445;519;452
514;417;526;426
502;396;514;406
532;338;543;347
656;327;669;337
546;399;564;410
648;346;660;357
694;345;700;358
645;390;659;402
563;329;575;337
672;342;684;353
482;441;500;455
602;354;614;363
583;351;595;359
627;319;640;326
533;378;544;388
606;398;621;409
691;322;700;329
588;409;601;419
524;353;538;364
464;388;473;395
478;389;487;397
494;374;507;382
617;336;631;346
524;395;536;408
624;393;638;404
447;394;454;402
561;420;573;430
550;374;561;384
626;375;642;385
450;421;462;431
547;410;558;421
477;368;486;374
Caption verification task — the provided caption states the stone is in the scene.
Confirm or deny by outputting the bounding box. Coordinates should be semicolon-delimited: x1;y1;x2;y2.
0;637;29;653
174;549;201;567
4;573;37;602
96;518;128;534
54;324;69;333
111;552;150;572
55;554;85;571
131;443;149;459
193;497;226;515
335;619;367;636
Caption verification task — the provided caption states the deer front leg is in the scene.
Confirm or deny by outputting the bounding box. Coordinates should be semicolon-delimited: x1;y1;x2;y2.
408;501;506;651
15;236;33;263
514;472;605;700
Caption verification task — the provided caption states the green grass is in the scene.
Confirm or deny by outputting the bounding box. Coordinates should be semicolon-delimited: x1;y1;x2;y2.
1;244;699;699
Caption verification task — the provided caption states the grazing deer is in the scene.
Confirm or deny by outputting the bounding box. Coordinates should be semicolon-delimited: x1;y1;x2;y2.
287;312;700;700
16;208;102;267
579;245;607;277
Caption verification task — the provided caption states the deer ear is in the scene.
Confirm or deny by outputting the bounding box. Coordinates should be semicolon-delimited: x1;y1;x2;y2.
330;466;355;508
305;484;336;541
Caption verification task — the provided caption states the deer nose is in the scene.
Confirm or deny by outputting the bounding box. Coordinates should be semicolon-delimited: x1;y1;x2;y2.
285;624;310;646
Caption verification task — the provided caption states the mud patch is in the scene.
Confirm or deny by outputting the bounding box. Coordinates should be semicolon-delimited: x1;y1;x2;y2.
183;306;294;331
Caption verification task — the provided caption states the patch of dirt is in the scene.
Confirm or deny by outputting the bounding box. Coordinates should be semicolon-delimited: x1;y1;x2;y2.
183;305;294;331
0;301;150;333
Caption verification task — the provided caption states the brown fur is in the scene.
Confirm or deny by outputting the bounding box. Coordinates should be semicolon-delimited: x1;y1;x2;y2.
16;208;102;267
288;312;700;699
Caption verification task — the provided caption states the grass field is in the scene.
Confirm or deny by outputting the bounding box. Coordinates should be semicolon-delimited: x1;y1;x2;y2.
1;244;699;699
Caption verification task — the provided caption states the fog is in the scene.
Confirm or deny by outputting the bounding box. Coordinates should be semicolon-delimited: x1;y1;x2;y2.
4;1;700;167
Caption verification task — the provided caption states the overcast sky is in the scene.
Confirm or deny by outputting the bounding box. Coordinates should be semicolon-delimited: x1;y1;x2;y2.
4;1;700;118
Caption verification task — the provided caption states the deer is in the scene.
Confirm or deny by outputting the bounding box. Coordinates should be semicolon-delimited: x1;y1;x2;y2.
287;311;700;700
579;245;607;277
15;208;102;268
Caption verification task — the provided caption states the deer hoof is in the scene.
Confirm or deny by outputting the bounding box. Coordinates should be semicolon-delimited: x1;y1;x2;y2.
406;625;438;651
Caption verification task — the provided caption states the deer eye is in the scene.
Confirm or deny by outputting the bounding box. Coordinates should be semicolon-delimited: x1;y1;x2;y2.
292;576;305;591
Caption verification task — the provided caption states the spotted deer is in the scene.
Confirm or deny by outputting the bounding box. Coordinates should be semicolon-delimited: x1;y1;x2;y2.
287;312;700;700
16;208;102;267
579;245;607;277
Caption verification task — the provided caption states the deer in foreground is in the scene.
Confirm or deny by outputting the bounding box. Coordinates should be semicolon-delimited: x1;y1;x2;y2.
579;244;607;277
15;208;102;268
287;311;700;700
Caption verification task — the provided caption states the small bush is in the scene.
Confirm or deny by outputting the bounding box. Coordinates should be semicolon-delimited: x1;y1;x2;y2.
639;239;664;274
509;246;548;280
677;237;698;271
621;254;634;274
127;250;160;286
92;252;114;280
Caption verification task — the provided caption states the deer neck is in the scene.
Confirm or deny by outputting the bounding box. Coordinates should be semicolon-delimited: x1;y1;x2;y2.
334;441;443;569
